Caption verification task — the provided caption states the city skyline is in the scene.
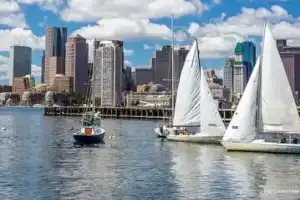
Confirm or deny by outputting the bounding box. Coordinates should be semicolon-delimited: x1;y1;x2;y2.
0;0;300;85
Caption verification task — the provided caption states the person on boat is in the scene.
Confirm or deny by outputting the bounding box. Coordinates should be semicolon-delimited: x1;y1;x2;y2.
183;128;189;135
84;115;94;126
279;137;287;143
292;138;298;144
159;126;163;133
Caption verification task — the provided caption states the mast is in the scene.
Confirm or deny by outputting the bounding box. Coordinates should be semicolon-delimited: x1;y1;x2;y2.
195;38;201;127
92;39;96;113
171;14;175;120
256;22;266;132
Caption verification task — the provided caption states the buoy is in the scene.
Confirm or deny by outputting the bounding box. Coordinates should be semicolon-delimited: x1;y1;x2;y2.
109;134;116;140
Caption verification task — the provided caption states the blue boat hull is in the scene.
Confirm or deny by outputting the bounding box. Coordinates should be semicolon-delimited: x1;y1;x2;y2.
73;133;105;144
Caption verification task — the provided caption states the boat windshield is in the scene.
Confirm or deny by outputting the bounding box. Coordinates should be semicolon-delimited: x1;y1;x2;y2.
83;115;95;126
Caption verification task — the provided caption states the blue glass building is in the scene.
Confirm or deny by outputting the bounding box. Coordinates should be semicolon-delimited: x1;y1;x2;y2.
241;42;256;83
233;41;256;96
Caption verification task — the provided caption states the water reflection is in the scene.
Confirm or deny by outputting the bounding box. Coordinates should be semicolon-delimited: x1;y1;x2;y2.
1;108;300;200
223;152;300;200
168;143;225;199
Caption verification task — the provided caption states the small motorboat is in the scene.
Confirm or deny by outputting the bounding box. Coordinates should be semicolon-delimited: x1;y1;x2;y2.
73;126;105;145
154;124;169;138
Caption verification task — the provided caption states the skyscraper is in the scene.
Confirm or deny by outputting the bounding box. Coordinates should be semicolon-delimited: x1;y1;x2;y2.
151;46;188;91
44;27;67;86
65;34;89;96
9;46;32;86
223;58;234;101
276;39;300;97
135;67;152;85
233;41;256;97
94;40;124;106
41;51;45;83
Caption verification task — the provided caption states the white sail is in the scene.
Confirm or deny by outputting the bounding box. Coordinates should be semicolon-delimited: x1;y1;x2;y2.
260;24;300;132
199;66;226;136
173;41;201;126
223;57;261;141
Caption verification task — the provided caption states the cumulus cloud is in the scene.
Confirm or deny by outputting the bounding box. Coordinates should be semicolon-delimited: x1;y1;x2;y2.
124;60;132;67
72;18;172;41
0;55;41;80
189;6;298;38
143;44;161;50
0;0;27;28
61;0;208;22
187;5;300;58
124;48;134;56
0;28;45;51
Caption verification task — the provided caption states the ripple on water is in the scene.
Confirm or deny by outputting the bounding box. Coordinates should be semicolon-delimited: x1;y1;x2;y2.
1;108;300;200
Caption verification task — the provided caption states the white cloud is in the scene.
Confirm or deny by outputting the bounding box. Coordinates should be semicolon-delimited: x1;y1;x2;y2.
287;39;300;46
143;44;161;50
124;48;134;56
190;6;297;38
0;0;27;28
187;5;300;58
124;60;132;67
17;0;63;13
0;28;45;51
73;18;172;41
0;13;27;28
61;0;208;22
32;64;42;77
213;0;221;4
143;44;152;50
0;55;41;80
0;0;20;12
198;34;244;58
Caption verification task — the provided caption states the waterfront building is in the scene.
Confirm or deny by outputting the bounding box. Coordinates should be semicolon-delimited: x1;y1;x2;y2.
233;41;256;97
151;46;188;91
9;46;32;86
135;67;152;85
94;40;124;106
65;34;89;96
277;40;300;99
223;58;235;101
41;51;45;83
44;27;67;86
53;75;74;93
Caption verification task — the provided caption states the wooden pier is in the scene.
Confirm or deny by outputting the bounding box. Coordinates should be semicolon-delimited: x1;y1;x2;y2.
44;106;235;122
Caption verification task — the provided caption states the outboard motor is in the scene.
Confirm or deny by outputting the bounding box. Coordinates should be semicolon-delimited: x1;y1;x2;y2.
280;138;287;143
292;138;298;144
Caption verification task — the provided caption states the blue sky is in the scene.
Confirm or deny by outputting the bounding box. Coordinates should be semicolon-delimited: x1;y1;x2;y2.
0;0;300;85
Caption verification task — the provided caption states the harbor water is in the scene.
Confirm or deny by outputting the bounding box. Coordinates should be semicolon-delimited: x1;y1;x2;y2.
0;108;300;200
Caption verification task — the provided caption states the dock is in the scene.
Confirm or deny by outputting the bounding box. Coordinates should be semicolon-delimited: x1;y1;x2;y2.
44;106;235;122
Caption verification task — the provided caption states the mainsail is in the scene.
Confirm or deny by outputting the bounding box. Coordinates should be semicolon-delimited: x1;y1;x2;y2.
259;24;300;132
173;41;201;126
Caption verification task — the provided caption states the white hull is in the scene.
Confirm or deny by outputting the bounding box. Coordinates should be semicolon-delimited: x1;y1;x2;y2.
222;140;300;154
154;127;167;137
167;134;222;144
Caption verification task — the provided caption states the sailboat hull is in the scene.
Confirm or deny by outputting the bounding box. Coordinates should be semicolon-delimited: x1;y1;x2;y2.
167;134;222;144
154;127;167;138
221;140;300;154
73;133;105;144
73;127;105;144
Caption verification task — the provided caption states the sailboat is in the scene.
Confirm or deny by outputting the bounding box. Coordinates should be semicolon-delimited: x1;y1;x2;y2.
221;23;300;153
155;14;176;138
165;39;226;143
73;52;106;144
